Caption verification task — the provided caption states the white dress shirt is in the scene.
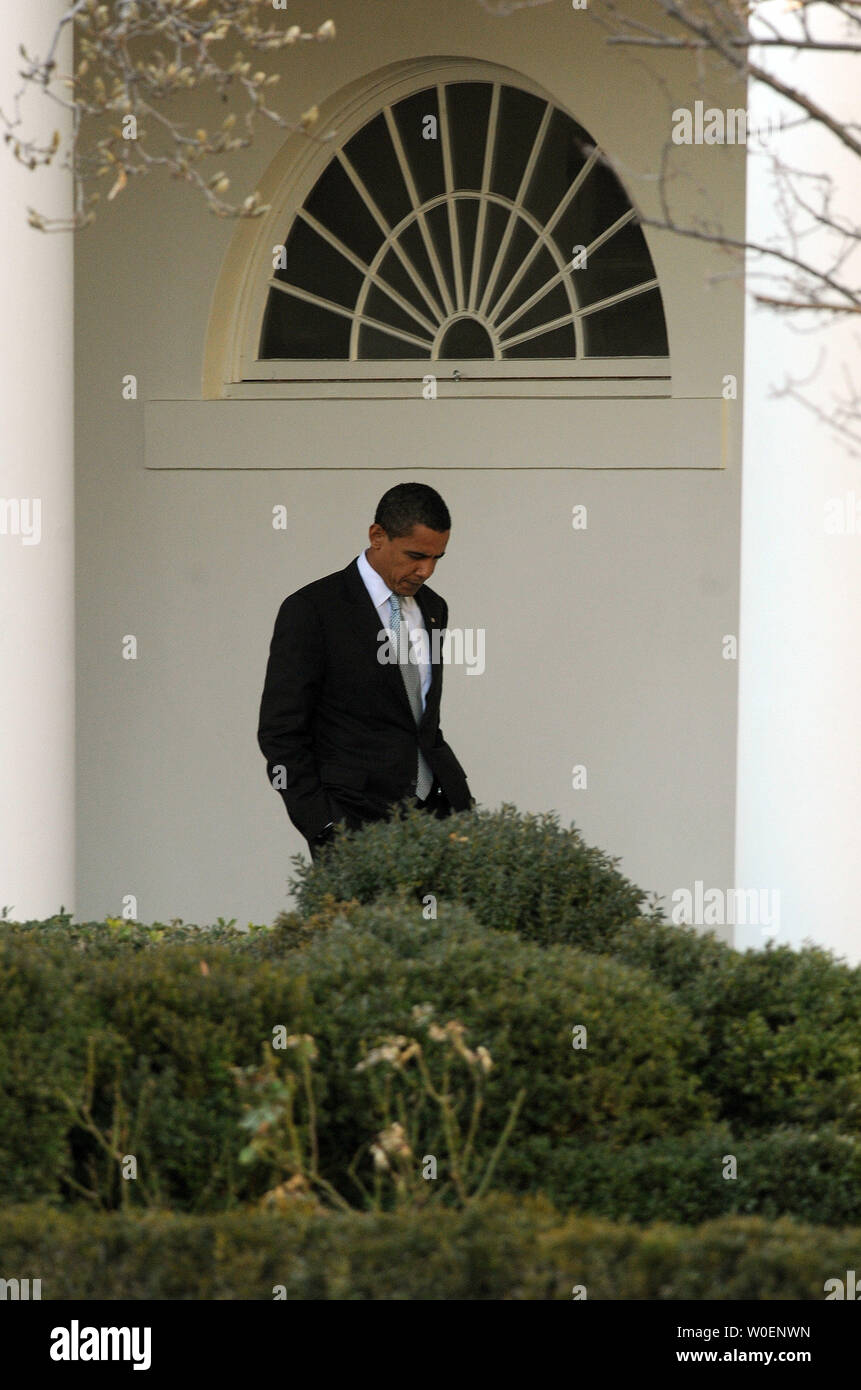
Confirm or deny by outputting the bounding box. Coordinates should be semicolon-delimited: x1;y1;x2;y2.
356;548;431;709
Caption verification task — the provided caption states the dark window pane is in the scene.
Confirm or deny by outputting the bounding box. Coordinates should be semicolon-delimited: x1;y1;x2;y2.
259;289;351;359
549;196;590;271
474;200;510;307
392;88;445;205
455;198;480;299
424;203;456;305
523;109;592;225
550;158;634;263
378;246;439;321
364;281;434;340
583;287;668;356
502;323;576;358
490;86;545;200
438;316;495;359
257;81;668;367
575;221;657;310
489;220;545;322
275;217;363;309
398;220;444;310
447;82;493;189
358;324;431;359
344;113;411;228
304;157;385;265
502;275;570;339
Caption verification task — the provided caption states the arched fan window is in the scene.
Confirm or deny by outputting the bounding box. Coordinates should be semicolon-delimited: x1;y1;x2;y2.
258;76;668;365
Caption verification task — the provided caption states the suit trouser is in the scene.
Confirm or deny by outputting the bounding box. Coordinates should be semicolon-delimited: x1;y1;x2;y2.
307;778;451;862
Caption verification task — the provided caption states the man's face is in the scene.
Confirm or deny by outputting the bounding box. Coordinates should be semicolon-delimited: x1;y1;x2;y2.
367;522;449;596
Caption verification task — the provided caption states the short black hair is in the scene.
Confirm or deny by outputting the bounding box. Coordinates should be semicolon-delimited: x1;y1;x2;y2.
374;483;451;539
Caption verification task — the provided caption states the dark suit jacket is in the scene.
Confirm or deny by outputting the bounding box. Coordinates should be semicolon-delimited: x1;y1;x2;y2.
257;557;473;841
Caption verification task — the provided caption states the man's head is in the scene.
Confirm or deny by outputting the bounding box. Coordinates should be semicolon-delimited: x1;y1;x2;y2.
366;483;451;596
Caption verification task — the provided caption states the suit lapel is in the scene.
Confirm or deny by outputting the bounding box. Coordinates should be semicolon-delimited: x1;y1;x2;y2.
341;558;442;730
342;559;414;722
414;586;443;726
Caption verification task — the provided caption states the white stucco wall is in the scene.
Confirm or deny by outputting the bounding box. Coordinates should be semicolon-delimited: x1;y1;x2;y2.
74;0;745;930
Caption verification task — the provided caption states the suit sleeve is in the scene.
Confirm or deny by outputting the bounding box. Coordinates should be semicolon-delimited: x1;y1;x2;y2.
257;592;332;840
432;597;448;749
429;598;474;808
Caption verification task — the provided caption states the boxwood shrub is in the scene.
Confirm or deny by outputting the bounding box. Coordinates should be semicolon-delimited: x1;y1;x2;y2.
289;809;861;1138
288;802;661;952
539;1125;861;1226
609;918;861;1134
3;796;860;1229
0;1198;857;1300
0;898;710;1211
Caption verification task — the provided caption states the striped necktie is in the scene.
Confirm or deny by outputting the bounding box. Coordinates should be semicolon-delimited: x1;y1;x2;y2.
388;593;434;800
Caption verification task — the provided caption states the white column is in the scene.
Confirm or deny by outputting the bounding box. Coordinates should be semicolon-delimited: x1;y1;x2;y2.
735;6;861;963
0;1;74;920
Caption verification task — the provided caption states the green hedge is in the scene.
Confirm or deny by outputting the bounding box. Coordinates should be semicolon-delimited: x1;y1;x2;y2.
543;1125;861;1226
0;928;305;1209
0;1198;857;1299
3;802;860;1226
0;909;276;957
609;918;861;1133
0;898;711;1212
289;802;661;951
273;896;713;1197
3;891;861;1222
288;811;861;1137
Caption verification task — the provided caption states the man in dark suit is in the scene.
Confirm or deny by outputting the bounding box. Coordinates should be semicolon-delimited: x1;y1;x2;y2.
258;483;474;860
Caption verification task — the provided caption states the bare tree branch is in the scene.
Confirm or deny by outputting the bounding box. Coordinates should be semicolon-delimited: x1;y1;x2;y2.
481;0;860;434
0;0;337;230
